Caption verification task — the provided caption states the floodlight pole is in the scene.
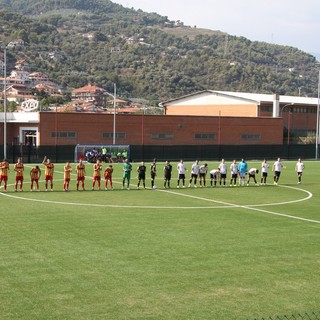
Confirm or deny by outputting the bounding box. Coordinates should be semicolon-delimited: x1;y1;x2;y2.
280;103;294;145
316;68;320;160
105;83;117;145
113;83;116;145
3;48;7;159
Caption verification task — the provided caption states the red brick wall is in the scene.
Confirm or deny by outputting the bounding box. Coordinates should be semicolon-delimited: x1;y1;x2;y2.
0;123;38;146
282;111;316;130
37;112;283;146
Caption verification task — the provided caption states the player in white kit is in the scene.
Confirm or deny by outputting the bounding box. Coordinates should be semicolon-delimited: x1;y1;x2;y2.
295;158;305;184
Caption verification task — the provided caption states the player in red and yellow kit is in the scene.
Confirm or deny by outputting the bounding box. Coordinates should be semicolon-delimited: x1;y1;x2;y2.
14;157;24;191
0;158;10;192
30;165;41;191
64;161;72;191
104;164;113;190
92;159;102;190
76;159;86;191
42;156;54;191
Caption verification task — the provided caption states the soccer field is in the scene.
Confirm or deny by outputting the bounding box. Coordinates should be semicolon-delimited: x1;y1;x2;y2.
0;160;319;319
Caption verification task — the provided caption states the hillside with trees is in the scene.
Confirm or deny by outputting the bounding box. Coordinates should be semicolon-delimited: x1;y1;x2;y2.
0;0;319;105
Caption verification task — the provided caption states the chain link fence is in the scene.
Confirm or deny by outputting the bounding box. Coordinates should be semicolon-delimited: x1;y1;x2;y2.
1;143;318;163
248;311;320;320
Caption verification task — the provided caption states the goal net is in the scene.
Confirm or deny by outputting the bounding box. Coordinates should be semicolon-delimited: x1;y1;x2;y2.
74;144;130;163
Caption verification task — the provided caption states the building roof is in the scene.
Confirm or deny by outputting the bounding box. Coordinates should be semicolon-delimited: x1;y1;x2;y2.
35;83;57;90
72;84;106;93
159;90;319;107
0;112;39;123
214;90;318;106
107;98;127;103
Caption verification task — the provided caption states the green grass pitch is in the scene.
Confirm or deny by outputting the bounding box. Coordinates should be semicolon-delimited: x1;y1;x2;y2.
0;160;319;319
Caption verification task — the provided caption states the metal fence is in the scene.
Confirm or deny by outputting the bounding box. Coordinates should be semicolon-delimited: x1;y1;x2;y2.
247;311;320;320
131;144;316;162
0;143;318;163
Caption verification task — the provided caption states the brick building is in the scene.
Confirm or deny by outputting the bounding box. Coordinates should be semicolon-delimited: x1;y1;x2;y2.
160;90;319;144
71;84;109;107
0;111;283;148
0;90;319;161
1;90;319;148
38;112;283;146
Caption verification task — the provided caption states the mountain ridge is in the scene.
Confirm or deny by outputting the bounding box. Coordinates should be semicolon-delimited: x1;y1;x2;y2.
0;0;319;103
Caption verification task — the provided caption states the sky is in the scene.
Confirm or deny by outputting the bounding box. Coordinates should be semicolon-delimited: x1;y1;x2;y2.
112;0;320;57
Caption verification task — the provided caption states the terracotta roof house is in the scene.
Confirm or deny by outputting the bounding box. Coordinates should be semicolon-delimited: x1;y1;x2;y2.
71;84;108;107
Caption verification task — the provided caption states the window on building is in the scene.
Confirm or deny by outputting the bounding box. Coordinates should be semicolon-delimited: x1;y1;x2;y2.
260;106;273;112
283;107;316;114
306;108;317;114
151;133;174;139
294;130;315;137
240;134;261;140
103;132;126;139
195;133;216;140
51;132;76;138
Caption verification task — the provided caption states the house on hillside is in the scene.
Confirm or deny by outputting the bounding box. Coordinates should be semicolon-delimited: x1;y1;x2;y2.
111;47;121;53
9;70;30;83
29;72;50;83
15;59;30;71
34;83;62;96
5;84;34;104
7;39;25;49
71;84;108;107
0;76;26;87
82;32;94;40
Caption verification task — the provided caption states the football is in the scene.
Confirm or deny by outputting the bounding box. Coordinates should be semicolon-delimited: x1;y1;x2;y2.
152;185;157;190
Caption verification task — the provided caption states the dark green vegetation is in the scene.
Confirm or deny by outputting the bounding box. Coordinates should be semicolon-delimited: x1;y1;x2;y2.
0;160;319;319
0;0;319;104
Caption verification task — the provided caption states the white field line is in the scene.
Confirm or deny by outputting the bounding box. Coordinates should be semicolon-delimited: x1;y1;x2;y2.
157;186;318;224
2;166;317;224
0;189;233;209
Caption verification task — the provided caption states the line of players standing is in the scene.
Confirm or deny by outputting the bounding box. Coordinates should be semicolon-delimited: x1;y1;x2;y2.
0;156;115;192
138;157;305;189
0;156;305;192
